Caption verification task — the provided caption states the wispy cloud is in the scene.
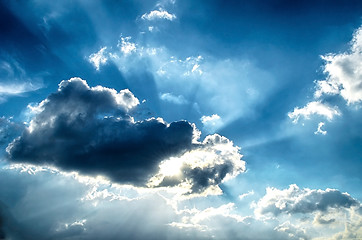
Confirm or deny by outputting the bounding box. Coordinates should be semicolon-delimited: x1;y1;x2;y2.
0;59;43;103
0;82;42;96
160;92;188;104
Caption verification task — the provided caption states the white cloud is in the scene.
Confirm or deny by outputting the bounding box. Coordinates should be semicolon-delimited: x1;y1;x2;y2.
160;92;188;104
147;134;246;197
118;36;137;55
289;25;362;132
200;114;223;133
314;122;327;135
315;26;362;104
314;79;340;98
141;9;176;21
288;101;340;123
88;47;108;71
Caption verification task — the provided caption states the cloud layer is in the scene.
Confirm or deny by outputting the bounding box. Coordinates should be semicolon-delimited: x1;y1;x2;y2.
6;78;245;195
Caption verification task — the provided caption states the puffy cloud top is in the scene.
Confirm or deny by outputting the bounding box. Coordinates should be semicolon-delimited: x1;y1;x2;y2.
6;78;245;195
288;101;340;123
141;9;176;21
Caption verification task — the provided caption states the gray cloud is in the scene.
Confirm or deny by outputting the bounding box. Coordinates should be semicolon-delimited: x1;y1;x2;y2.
255;184;360;216
6;78;244;194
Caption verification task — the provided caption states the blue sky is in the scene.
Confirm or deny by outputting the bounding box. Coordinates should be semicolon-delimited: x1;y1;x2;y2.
1;1;362;239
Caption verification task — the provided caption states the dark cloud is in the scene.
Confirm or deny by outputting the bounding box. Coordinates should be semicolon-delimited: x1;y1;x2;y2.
6;78;244;194
255;184;360;216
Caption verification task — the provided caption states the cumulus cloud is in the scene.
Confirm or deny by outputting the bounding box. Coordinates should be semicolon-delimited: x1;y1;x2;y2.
88;47;108;71
254;184;359;217
141;9;176;21
148;134;245;196
6;78;245;195
315;26;362;104
289;25;362;131
288;101;340;123
253;185;362;239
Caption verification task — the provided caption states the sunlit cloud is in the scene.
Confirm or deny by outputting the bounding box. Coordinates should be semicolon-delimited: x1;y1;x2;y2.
118;36;137;55
88;47;108;71
1;1;362;239
6;78;245;196
288;101;340;123
315;27;362;104
200;114;223;133
141;9;176;21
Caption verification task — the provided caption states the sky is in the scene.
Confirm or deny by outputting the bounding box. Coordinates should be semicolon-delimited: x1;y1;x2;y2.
0;0;362;239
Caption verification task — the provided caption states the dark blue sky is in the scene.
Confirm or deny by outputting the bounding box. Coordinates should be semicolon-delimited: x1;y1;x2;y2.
0;1;362;239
